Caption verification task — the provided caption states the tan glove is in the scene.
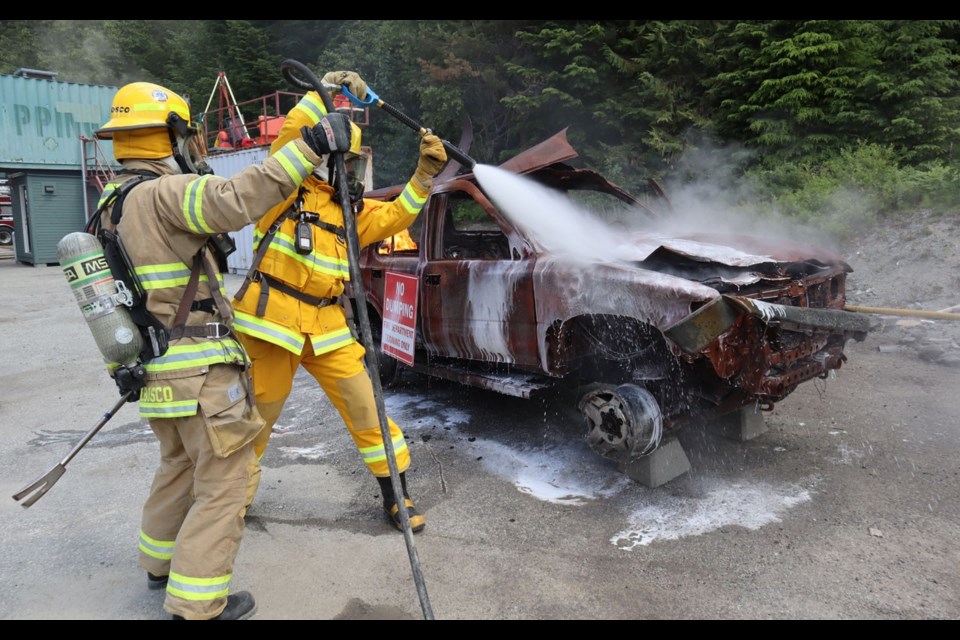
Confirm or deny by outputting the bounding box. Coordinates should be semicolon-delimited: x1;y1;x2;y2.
412;133;448;192
322;71;367;101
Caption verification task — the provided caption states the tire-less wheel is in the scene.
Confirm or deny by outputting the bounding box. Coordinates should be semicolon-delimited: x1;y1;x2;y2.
579;383;663;463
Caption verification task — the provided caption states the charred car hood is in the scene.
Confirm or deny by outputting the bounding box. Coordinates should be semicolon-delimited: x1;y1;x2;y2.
625;231;849;268
532;229;851;345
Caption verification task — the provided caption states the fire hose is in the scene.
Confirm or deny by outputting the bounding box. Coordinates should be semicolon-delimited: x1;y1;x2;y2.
844;304;960;321
280;59;435;620
291;76;477;171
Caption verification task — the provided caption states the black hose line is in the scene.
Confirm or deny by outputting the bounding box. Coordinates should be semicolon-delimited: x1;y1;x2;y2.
280;59;435;621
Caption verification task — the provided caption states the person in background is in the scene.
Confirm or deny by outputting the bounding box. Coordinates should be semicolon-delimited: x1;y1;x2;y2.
231;71;447;533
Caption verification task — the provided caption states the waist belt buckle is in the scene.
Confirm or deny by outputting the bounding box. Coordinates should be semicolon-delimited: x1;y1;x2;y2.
207;322;226;339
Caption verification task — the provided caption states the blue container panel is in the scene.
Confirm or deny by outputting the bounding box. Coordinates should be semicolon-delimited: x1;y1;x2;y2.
0;75;118;169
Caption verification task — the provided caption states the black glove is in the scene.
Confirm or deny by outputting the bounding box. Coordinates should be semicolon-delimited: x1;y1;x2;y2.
301;112;352;157
114;364;147;402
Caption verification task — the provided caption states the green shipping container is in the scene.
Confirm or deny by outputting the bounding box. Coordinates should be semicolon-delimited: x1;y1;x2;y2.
1;72;117;265
0;72;117;169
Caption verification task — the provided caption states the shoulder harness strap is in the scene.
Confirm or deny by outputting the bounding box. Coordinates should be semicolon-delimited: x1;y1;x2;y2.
232;187;346;316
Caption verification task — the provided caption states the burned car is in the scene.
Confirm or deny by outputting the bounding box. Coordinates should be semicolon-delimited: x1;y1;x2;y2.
358;129;871;485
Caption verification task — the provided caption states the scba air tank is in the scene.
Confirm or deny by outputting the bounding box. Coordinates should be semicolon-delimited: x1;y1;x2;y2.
57;231;144;367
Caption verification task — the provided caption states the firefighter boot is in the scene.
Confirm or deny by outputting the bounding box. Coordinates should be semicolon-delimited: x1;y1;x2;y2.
171;591;257;620
377;472;425;533
147;572;168;590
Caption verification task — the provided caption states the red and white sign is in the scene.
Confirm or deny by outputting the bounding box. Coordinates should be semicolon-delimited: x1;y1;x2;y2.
381;271;419;366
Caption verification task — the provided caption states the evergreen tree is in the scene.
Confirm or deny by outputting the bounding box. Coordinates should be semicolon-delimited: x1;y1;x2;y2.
867;20;960;165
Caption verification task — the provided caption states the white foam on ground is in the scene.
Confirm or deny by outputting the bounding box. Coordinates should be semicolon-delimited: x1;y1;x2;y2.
387;390;627;504
277;443;333;461
385;391;818;547
468;437;632;505
610;480;815;550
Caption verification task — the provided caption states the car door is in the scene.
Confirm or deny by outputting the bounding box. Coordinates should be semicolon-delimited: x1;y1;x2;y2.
420;184;540;369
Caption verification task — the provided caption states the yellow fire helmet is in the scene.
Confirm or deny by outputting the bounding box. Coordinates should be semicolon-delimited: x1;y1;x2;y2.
96;82;211;174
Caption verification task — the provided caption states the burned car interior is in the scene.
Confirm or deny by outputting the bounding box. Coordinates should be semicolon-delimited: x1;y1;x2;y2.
438;194;512;261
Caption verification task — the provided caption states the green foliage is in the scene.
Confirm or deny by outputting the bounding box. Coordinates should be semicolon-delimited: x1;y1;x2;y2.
740;142;960;239
0;20;135;87
899;162;960;209
867;20;960;164
4;18;960;231
450;199;489;227
710;20;960;171
0;21;41;73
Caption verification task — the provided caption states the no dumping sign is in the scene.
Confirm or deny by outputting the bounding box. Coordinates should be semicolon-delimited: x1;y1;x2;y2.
381;271;418;366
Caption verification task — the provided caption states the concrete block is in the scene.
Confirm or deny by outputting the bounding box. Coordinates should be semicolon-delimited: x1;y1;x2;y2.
618;438;691;488
716;407;768;441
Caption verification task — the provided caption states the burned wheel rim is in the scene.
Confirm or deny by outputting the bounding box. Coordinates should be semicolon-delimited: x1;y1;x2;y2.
579;383;663;463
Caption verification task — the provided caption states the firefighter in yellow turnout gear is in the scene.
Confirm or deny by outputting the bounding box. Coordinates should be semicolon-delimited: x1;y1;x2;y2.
232;72;447;533
93;80;340;620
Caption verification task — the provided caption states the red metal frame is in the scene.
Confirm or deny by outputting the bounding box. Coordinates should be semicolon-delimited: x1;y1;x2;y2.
196;89;370;155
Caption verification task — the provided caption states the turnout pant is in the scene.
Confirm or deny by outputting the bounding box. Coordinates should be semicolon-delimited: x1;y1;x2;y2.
239;334;410;506
138;366;260;620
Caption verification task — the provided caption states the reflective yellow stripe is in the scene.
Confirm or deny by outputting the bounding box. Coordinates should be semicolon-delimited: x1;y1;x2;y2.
262;230;350;279
182;175;215;234
143;340;248;373
134;262;218;290
359;432;408;465
138;530;174;560
274;140;314;184
167;570;231;602
98;182;120;208
296;92;328;124
310;326;355;355
233;310;305;355
398;181;428;214
140;399;199;419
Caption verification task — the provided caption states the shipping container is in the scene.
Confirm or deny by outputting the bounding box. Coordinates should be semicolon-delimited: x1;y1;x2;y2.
0;73;118;170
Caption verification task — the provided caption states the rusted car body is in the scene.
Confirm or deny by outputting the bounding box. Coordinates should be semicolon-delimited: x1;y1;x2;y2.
358;129;870;473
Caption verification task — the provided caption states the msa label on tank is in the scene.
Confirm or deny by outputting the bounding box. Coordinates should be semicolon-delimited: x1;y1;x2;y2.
62;252;118;311
62;251;111;285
